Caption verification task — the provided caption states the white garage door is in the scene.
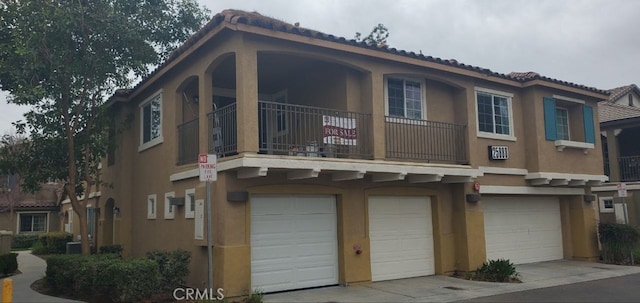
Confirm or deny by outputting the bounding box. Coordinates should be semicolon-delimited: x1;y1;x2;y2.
483;196;563;264
368;196;435;281
251;195;338;293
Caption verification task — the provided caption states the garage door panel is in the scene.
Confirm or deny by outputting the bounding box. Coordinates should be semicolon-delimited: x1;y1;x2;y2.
251;195;338;293
484;196;563;265
369;196;435;281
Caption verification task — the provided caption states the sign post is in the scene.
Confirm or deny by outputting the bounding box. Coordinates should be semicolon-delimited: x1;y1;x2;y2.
199;154;217;291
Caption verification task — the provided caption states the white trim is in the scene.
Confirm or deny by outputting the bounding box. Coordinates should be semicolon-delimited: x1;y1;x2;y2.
478;166;528;176
479;185;585;195
139;89;164;152
525;172;608;182
185;188;196;219
475;87;517;141
593;182;640;192
598;196;615;213
170;169;199;182
384;75;427;120
552;94;585;104
164;192;175;219
554;140;595;153
147;194;157;219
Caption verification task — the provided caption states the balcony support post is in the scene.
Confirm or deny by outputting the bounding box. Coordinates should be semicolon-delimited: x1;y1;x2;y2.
606;129;620;182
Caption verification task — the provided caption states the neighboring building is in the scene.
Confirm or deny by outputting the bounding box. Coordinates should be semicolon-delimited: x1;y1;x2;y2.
593;84;640;225
74;9;608;296
0;175;61;235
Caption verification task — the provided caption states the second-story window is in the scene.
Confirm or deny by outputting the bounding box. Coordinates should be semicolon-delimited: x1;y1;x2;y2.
555;107;570;140
139;90;163;151
385;77;425;120
475;87;515;140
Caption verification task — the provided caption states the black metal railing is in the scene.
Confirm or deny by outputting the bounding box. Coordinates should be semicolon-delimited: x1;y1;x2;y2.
258;101;373;159
385;117;468;164
177;118;199;165
619;156;640;181
208;103;237;157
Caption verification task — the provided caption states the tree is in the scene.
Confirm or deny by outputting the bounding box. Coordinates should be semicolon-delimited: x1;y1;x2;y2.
0;134;27;232
0;0;210;254
355;23;390;48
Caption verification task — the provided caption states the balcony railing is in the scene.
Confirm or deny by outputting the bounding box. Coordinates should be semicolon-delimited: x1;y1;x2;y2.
208;103;237;157
177;118;199;165
385;117;468;164
619;156;640;182
258;101;373;159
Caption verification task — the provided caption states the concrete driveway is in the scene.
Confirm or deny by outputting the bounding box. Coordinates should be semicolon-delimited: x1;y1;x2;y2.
263;260;640;303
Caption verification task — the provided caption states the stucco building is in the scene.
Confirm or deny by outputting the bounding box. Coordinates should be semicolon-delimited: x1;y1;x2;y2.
62;10;609;297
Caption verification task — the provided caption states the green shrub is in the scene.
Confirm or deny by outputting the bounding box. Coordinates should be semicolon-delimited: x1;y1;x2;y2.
99;244;123;255
46;254;160;302
39;232;73;254
0;253;18;276
31;240;49;255
473;259;519;282
245;289;264;303
146;249;191;291
12;234;39;249
598;223;640;264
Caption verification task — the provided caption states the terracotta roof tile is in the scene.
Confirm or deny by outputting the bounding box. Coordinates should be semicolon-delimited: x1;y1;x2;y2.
120;9;609;100
598;102;640;123
606;84;640;102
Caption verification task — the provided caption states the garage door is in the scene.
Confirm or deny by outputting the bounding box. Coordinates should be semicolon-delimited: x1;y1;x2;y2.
251;195;338;293
483;196;563;264
368;196;435;281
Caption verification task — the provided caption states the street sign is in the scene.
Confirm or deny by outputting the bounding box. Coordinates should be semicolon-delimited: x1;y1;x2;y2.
199;154;217;182
617;182;628;198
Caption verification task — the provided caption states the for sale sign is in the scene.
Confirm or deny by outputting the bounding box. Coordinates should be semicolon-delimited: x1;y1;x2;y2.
322;115;357;146
199;154;217;182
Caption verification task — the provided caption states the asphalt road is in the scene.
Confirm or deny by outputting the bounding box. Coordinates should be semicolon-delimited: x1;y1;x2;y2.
456;273;640;302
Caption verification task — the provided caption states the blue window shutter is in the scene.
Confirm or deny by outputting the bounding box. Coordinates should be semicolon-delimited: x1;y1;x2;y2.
583;105;595;144
543;97;557;141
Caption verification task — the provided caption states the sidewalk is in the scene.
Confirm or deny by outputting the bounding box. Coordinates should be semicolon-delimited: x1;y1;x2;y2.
1;251;81;303
263;260;640;302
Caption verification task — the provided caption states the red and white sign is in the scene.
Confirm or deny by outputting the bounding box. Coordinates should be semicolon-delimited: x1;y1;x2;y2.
323;115;357;146
617;182;627;198
199;154;217;182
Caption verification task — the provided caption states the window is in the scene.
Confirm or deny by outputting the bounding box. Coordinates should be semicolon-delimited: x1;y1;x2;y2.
147;194;157;219
543;96;595;145
475;88;515;140
139;91;163;151
599;197;614;213
164;192;175;220
19;213;47;233
385;77;425;120
87;207;96;240
185;188;195;219
555;108;570;140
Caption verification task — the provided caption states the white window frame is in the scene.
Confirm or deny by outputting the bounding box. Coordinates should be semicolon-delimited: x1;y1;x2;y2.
147;194;157;219
384;76;427;120
185;188;196;219
599;196;614;213
555;107;570;141
164;191;175;220
475;87;516;141
139;90;164;152
17;212;49;234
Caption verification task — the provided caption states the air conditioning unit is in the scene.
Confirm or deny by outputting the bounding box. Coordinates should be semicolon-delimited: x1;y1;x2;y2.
66;241;81;254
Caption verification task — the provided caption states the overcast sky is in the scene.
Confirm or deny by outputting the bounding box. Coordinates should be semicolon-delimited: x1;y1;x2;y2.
1;0;638;135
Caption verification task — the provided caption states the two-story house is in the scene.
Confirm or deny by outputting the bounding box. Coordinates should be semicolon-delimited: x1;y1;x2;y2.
75;9;609;296
0;175;61;236
593;84;640;224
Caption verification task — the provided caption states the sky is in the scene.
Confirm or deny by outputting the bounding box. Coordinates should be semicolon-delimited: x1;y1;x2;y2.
1;0;638;135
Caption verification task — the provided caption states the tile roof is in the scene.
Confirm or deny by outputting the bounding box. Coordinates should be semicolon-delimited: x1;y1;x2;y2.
598;102;640;124
120;9;609;100
0;199;59;210
606;84;640;102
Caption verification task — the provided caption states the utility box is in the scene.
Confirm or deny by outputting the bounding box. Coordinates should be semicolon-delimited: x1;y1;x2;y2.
66;241;81;254
0;231;12;254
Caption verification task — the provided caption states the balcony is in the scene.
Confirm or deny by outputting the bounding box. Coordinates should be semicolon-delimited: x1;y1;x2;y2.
385;117;468;164
206;101;469;164
618;156;640;182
